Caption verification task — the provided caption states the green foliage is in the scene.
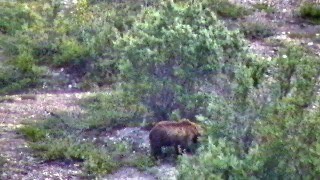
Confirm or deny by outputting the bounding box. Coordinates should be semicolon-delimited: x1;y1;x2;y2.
20;115;122;176
253;3;276;13
178;45;320;178
0;63;42;95
127;155;156;171
19;125;46;142
18;91;153;176
80;91;148;128
0;2;40;34
178;138;262;179
31;138;118;175
83;146;118;175
241;22;275;39
256;107;320;178
0;0;133;92
203;0;252;18
116;0;253;120
13;50;35;72
254;45;320;178
0;155;5;174
273;46;319;102
53;38;89;67
300;2;320;24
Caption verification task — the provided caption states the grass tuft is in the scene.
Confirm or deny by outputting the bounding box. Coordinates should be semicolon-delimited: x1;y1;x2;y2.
253;3;276;13
300;3;320;24
241;22;275;39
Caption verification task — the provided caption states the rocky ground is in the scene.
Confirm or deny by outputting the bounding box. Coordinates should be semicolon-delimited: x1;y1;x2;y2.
0;92;177;179
0;93;87;179
1;0;320;179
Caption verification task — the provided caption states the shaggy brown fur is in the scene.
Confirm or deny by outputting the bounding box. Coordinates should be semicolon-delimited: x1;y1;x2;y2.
149;119;203;158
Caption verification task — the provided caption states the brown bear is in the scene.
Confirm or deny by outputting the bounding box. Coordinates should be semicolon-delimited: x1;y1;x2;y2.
149;119;203;158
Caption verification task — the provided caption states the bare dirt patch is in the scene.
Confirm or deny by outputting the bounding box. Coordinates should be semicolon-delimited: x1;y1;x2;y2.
0;92;178;179
0;92;90;179
232;0;320;57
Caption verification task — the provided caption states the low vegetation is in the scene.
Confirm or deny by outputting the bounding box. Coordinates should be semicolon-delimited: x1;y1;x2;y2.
116;0;254;120
2;0;319;179
241;22;275;39
178;45;320;179
79;91;148;129
19;91;154;177
0;0;252;96
0;0;141;94
0;155;5;174
253;3;276;13
300;2;320;24
204;0;252;18
0;96;15;103
30;137;119;175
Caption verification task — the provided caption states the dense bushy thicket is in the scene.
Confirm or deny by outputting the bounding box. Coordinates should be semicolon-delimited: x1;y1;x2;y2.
115;0;256;121
0;0;252;94
178;45;320;179
0;2;41;34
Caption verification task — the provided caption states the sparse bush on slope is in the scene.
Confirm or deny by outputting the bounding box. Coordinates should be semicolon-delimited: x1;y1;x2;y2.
0;0;140;94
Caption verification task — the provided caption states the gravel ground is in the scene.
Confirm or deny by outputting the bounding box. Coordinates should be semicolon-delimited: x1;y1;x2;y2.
0;92;90;179
0;92;178;180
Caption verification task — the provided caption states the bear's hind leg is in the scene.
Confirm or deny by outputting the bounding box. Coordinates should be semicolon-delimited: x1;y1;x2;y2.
151;144;162;159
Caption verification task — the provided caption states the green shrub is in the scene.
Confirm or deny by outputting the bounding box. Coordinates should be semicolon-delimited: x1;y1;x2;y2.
300;2;320;24
178;138;262;179
80;91;148;129
19;125;47;142
204;0;252;18
0;0;142;89
83;146;118;175
116;0;254;120
0;64;42;95
253;3;276;13
0;155;5;174
0;2;40;34
254;46;320;178
31;138;118;175
256;105;320;178
127;155;155;171
241;22;275;39
53;38;89;67
178;45;320;178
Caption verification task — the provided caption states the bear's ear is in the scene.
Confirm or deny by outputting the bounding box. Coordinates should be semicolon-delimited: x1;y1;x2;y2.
195;125;204;136
183;118;190;121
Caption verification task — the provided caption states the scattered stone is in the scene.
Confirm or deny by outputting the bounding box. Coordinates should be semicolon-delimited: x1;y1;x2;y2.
104;167;156;180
